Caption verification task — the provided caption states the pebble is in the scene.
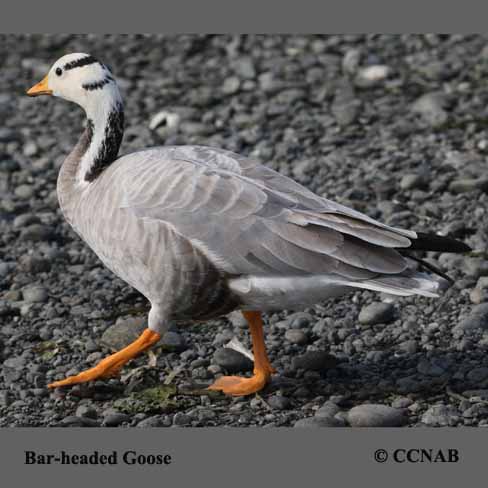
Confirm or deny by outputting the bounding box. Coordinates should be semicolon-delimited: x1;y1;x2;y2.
23;141;39;157
400;173;427;191
358;302;395;325
222;76;240;95
61;416;100;427
291;351;338;372
391;397;413;409
149;110;180;137
233;57;256;79
101;315;146;350
454;304;488;332
347;404;408;427
284;329;309;345
342;48;362;75
449;178;488;194
466;367;488;383
22;286;48;303
294;416;345;428
227;310;248;329
137;415;171;428
14;184;35;199
13;213;41;228
267;395;291;411
20;224;55;242
18;254;51;273
421;404;460;426
75;404;98;419
286;312;314;329
355;65;391;87
173;412;191;426
161;331;186;352
470;277;488;304
103;412;131;427
315;401;341;419
212;348;253;373
411;92;448;127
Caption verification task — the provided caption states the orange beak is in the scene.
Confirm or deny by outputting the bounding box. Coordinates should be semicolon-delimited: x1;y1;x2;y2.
27;75;53;97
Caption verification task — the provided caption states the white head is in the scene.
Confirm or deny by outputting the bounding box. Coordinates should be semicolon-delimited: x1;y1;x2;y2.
27;53;122;115
28;53;125;186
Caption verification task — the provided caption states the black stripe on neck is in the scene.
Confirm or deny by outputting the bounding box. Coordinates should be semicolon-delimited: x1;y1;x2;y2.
84;102;124;182
82;77;113;91
64;55;99;71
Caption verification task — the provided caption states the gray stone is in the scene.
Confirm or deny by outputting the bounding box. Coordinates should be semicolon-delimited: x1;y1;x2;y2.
18;254;51;273
294;416;345;428
342;48;362;75
284;329;309;345
212;348;253;373
61;416;100;427
348;404;408;427
464;258;488;279
227;310;248;329
103;412;131;427
161;331;186;352
417;359;446;377
173;412;191;426
149;111;180;138
400;173;428;191
470;277;488;304
421;404;460;426
454;304;488;332
449;178;488;194
20;224;55;242
267;395;291;411
22;286;48;303
14;184;35;199
391;397;413;409
222;76;240;95
13;213;41;229
466;367;488;383
291;351;338;372
411;92;448;127
355;65;391;88
233;58;256;79
23;141;39;157
0;262;14;277
315;401;341;419
137;415;171;428
101;315;146;350
358;302;395;325
75;404;98;419
286;312;314;329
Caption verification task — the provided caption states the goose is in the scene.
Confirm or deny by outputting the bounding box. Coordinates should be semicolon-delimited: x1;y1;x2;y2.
27;53;470;396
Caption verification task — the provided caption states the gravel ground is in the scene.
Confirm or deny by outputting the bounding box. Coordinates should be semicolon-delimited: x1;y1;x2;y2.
1;34;488;428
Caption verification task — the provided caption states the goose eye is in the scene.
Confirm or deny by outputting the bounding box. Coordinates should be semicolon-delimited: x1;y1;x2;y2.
55;67;63;77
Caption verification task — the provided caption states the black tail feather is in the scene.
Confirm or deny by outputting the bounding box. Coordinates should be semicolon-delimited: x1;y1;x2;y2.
408;232;471;254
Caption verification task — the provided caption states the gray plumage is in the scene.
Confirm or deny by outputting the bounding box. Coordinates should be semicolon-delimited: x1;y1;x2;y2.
34;52;453;337
58;140;445;336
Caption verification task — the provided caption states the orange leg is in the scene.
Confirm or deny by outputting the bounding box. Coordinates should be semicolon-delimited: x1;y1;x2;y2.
48;329;160;388
208;311;275;396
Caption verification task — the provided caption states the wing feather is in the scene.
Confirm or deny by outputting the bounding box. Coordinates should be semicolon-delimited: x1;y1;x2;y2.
118;145;412;279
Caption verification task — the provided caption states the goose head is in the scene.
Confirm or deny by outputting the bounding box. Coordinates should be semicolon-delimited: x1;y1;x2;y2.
27;53;122;113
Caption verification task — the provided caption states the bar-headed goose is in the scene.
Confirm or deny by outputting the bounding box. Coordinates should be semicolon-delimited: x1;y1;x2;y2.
27;53;470;396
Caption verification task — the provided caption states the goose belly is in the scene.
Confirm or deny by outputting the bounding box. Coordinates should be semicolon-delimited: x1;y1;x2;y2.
229;275;352;311
75;204;238;319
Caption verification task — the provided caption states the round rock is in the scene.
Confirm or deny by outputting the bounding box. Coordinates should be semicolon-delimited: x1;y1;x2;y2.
347;404;408;427
358;302;395;325
212;348;253;373
22;286;48;303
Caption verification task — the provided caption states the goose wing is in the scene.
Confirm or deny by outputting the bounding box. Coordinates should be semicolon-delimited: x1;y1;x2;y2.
119;145;415;279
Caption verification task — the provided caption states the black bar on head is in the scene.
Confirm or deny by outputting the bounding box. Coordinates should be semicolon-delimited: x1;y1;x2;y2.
64;55;99;71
